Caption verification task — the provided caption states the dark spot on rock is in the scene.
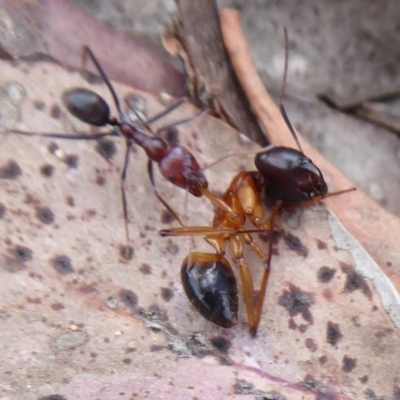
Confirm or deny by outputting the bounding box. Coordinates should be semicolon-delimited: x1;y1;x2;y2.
364;389;378;400
161;287;174;302
96;139;116;160
150;344;164;352
126;347;136;353
258;391;287;400
302;375;337;400
9;245;33;262
318;266;336;283
66;196;74;207
0;203;6;218
341;263;372;299
51;302;65;311
327;321;342;346
386;261;392;267
36;206;55;224
40;163;54;177
166;239;179;255
96;175;106;186
278;283;313;326
39;395;68;400
140;263;152;275
51;255;73;275
305;338;317;352
122;357;131;364
393;385;400;398
50;104;62;119
283;231;308;257
48;142;59;154
79;285;97;294
119;289;138;312
342;356;357;372
0;160;22;179
33;99;45;110
322;288;334;302
234;379;254;395
161;209;174;224
319;355;327;365
211;337;231;354
120;245;134;260
85;208;96;219
65;154;78;168
316;239;327;250
147;304;168;322
26;296;41;304
360;375;368;384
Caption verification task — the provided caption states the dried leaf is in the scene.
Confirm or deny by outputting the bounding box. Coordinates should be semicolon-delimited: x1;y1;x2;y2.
1;59;400;399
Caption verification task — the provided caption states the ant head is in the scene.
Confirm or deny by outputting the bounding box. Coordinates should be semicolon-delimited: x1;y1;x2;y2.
63;88;110;127
255;146;328;205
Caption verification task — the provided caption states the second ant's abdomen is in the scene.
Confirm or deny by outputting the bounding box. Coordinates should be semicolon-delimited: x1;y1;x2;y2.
181;253;238;328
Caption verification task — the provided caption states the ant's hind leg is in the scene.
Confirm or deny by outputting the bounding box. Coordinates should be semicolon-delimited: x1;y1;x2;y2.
147;159;184;226
119;138;134;259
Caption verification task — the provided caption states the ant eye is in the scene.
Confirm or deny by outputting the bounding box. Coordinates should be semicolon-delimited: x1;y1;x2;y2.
309;191;315;199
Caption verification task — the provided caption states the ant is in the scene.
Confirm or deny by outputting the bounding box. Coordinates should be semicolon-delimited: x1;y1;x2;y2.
8;46;228;258
160;28;355;336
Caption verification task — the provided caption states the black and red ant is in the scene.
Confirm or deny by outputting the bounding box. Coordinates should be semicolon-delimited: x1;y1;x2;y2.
160;29;355;336
8;46;229;258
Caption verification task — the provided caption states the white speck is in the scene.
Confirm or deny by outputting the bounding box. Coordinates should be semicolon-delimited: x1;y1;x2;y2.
6;83;25;103
368;182;385;202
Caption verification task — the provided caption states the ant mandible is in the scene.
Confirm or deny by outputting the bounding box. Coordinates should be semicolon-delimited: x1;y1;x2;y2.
160;28;354;336
9;46;228;257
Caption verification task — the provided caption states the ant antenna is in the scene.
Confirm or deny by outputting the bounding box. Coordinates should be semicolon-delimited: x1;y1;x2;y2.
278;28;304;154
81;46;122;115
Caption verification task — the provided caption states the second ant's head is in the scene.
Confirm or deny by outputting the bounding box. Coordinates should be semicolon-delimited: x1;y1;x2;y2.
63;88;111;127
159;146;208;197
255;146;328;206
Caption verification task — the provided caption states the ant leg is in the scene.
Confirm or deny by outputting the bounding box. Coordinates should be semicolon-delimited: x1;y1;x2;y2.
251;201;282;336
285;187;356;211
228;235;257;330
279;27;304;153
81;45;122;114
155;109;207;134
120;138;134;259
196;186;237;216
147;159;184;226
147;97;188;125
202;145;275;172
7;129;118;140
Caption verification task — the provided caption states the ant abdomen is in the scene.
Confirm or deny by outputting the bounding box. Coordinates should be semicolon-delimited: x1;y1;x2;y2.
63;88;110;127
181;252;238;328
255;146;328;205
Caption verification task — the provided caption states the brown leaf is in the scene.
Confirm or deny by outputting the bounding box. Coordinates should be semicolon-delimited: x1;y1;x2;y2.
1;55;400;399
